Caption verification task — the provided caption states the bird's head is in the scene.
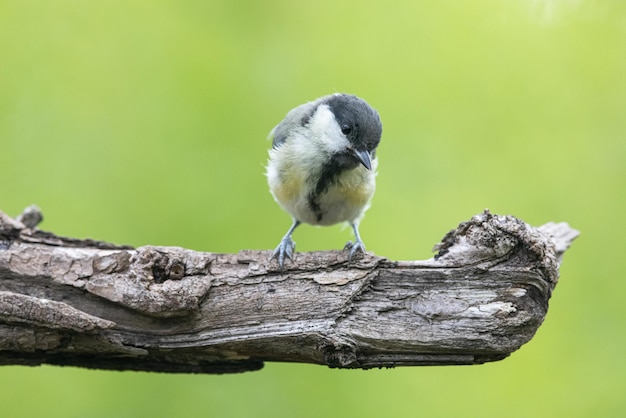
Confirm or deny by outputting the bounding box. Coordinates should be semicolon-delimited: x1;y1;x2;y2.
315;93;382;171
269;93;382;171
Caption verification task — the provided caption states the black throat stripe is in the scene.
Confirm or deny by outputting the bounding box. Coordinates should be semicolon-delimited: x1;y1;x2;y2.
307;155;355;222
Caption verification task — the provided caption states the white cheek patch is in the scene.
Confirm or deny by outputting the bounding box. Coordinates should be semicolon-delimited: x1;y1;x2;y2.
307;104;350;154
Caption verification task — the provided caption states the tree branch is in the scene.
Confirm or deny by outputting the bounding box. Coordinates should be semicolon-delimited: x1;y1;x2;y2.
0;206;578;373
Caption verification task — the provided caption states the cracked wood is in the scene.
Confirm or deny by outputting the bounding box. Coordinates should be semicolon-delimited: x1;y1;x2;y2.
0;207;578;373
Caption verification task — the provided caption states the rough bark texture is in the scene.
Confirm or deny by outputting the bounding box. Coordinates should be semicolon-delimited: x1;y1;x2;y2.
0;206;578;373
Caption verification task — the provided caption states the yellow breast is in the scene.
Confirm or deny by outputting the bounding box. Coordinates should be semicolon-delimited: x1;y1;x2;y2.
272;173;304;206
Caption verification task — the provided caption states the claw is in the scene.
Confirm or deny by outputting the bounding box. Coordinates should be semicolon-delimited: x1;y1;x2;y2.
271;235;296;269
270;220;300;269
345;222;366;262
344;239;366;261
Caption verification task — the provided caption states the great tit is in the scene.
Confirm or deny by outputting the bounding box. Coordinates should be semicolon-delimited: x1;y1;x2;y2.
266;93;382;268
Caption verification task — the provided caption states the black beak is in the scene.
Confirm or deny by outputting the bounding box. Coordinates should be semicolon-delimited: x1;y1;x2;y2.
352;149;373;171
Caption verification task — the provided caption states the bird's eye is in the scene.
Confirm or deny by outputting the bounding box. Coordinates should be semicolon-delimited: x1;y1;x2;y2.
341;124;352;135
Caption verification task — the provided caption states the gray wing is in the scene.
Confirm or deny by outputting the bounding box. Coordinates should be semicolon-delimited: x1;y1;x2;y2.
269;100;320;149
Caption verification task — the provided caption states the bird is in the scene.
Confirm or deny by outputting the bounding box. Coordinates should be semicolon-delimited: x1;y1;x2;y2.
266;93;383;268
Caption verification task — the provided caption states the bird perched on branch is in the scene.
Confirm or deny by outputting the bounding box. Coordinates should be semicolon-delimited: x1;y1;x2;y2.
266;93;383;268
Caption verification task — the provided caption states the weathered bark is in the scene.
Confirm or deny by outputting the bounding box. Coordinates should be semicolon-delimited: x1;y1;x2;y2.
0;206;578;373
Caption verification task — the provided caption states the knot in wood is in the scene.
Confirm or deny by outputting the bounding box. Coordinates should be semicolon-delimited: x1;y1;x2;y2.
322;341;358;368
132;247;186;283
167;260;185;280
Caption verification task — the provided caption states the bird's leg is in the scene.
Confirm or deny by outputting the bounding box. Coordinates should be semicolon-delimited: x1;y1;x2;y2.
344;222;366;261
271;219;300;269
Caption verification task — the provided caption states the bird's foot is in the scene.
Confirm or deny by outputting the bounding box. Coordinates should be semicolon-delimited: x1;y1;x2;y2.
344;239;366;261
270;236;296;269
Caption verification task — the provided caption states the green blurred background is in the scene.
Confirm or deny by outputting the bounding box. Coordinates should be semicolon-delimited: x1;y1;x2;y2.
1;0;624;416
